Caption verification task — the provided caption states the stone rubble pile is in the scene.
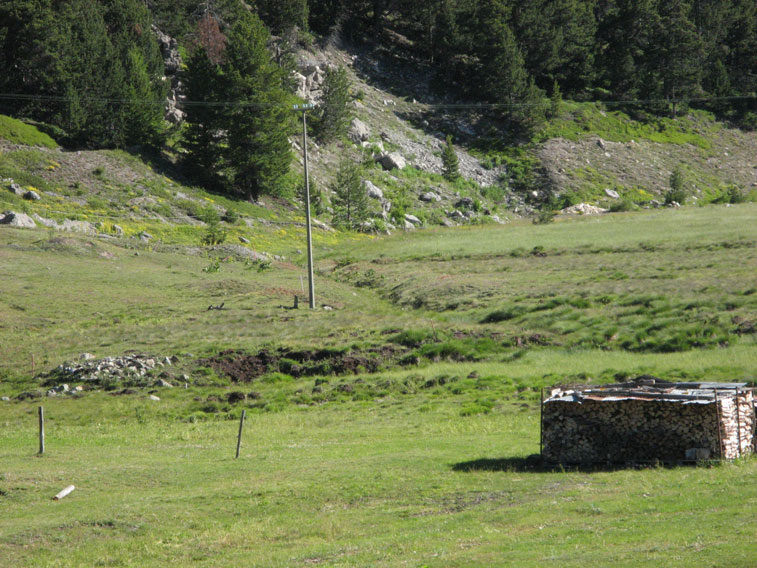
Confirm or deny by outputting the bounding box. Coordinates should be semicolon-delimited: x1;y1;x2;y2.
39;353;178;388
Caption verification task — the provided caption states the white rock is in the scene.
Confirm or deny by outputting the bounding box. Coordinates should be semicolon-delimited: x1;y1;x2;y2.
363;180;384;200
604;188;620;199
377;152;406;171
348;118;370;143
0;211;36;228
419;191;441;202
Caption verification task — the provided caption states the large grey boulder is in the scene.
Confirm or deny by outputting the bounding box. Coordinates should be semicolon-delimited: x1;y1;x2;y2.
419;191;441;202
24;190;41;201
377;152;406;171
349;118;370;144
404;214;422;226
363;180;384;200
0;211;36;228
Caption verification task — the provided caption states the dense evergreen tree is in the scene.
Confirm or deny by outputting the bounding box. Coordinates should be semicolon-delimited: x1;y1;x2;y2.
182;9;295;200
255;0;309;34
182;43;225;187
315;65;352;143
0;0;165;148
441;135;460;182
331;159;369;229
653;0;704;111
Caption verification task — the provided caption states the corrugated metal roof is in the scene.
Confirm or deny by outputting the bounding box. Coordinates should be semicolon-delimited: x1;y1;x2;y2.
546;381;749;404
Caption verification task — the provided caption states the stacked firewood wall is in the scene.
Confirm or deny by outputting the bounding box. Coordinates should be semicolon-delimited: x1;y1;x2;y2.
718;390;755;459
542;396;755;464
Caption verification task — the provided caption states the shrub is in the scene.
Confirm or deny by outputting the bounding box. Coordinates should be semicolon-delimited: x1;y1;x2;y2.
609;199;638;212
665;166;687;205
481;306;526;323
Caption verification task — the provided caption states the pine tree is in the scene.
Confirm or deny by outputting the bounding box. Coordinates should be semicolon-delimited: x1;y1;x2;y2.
653;0;704;114
223;12;295;200
255;0;309;34
120;47;166;148
441;135;460;182
182;43;225;187
315;65;352;143
478;4;528;107
549;79;563;118
331;159;368;229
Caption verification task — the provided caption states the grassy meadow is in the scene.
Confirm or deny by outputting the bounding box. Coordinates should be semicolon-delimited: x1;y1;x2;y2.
1;203;756;566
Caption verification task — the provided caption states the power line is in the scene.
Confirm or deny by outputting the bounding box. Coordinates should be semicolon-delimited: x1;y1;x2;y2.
0;92;754;110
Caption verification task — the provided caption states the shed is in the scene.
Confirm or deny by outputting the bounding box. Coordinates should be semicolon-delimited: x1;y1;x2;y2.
541;379;755;464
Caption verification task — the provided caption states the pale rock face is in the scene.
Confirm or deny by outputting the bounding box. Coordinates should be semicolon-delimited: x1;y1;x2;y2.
363;180;384;200
376;152;406;171
0;211;37;228
349;118;370;143
404;213;422;226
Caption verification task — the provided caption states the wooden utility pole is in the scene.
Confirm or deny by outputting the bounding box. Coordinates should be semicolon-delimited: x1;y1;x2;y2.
293;104;316;309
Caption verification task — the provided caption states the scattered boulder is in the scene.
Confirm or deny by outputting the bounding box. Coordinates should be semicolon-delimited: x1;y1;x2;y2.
23;190;41;201
239;236;251;244
419;191;441;202
376;152;406;171
364;180;384;200
561;203;608;215
404;213;422;226
154;378;173;388
10;183;24;196
348;118;370;144
149;394;161;401
0;211;37;228
604;188;620;199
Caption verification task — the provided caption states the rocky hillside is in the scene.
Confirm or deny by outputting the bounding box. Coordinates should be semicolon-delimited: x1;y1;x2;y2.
289;39;756;221
2;34;756;246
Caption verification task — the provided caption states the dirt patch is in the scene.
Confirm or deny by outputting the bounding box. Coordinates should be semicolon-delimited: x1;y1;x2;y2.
197;345;408;382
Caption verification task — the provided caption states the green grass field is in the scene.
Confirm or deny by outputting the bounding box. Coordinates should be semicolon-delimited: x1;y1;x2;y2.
1;203;756;566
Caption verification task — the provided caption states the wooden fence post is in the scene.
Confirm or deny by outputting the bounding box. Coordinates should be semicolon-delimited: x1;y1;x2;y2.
235;409;246;459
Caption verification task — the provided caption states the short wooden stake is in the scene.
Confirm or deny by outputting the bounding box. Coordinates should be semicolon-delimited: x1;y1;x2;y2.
38;406;45;455
53;485;75;500
235;409;246;459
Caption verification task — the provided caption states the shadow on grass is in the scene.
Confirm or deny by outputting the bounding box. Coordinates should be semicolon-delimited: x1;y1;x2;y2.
452;455;545;473
452;455;719;474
